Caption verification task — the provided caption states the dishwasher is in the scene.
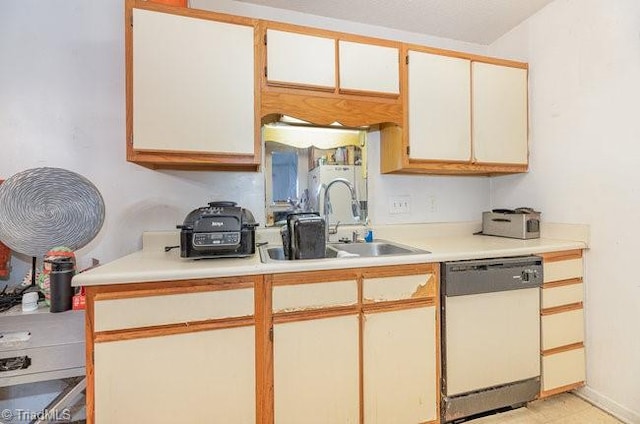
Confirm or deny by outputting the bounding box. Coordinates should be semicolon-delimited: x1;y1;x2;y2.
441;256;543;423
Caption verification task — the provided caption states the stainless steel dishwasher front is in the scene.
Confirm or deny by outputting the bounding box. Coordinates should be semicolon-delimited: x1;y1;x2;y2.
441;256;543;423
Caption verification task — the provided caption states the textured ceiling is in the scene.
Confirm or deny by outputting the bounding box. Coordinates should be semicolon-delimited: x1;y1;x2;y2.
232;0;554;44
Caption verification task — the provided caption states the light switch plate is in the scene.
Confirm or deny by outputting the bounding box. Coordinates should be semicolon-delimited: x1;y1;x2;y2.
389;195;411;214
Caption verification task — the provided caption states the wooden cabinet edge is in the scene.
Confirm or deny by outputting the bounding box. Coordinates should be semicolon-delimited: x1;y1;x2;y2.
260;90;403;127
541;342;584;357
540;249;583;262
540;302;583;316
539;381;585;399
542;278;583;290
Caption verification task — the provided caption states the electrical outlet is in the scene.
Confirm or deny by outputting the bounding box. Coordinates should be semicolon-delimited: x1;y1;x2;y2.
389;195;411;214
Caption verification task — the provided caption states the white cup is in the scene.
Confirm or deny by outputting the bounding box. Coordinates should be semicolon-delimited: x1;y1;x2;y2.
21;292;39;312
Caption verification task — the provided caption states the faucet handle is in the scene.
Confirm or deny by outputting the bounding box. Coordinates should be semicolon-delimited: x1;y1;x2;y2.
328;220;341;235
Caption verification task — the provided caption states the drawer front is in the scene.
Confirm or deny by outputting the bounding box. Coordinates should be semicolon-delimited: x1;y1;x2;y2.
544;258;583;283
273;280;357;313
541;309;584;350
94;288;254;332
542;347;586;391
0;343;85;387
542;283;584;309
363;273;435;303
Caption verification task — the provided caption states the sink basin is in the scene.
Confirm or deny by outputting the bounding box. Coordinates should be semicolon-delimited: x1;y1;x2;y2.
259;240;429;263
328;240;429;257
260;246;338;262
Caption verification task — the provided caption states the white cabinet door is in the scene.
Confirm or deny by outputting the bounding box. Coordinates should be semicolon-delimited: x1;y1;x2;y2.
274;315;359;423
94;327;255;424
472;62;528;164
132;9;254;155
339;41;399;94
408;50;471;161
363;306;438;424
266;29;335;89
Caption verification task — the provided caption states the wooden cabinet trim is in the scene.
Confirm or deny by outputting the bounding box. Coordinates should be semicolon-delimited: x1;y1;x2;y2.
273;305;359;324
256;275;273;424
271;269;359;286
363;297;435;314
540;381;585;399
541;341;584;357
540;301;583;316
405;42;528;69
94;316;255;343
540;249;583;262
91;276;258;301
261;89;403;127
360;263;439;278
542;277;583;289
264;20;402;51
132;0;256;26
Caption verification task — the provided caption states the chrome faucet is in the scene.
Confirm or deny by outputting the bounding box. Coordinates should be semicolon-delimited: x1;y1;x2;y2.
319;178;361;241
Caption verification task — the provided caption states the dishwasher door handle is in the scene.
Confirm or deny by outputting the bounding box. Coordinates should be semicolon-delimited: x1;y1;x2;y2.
521;269;539;283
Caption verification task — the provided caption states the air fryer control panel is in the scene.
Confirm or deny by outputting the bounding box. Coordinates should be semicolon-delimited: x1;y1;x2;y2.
192;232;241;247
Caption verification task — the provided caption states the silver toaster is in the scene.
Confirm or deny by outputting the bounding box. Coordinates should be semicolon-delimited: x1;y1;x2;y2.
482;208;541;239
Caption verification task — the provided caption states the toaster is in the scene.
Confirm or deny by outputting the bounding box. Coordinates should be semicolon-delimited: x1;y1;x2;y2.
178;201;258;259
482;208;541;239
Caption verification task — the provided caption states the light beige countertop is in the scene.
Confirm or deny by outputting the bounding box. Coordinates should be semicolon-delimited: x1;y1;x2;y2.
72;222;589;287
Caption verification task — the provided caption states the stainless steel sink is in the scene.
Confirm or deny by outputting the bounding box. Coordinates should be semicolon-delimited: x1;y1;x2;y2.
328;240;428;257
260;246;338;262
259;240;429;263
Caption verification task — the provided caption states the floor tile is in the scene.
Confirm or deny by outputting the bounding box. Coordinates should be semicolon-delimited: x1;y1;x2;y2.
465;393;623;424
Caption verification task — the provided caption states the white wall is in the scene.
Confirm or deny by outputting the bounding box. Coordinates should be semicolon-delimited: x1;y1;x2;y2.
0;0;490;285
488;0;640;421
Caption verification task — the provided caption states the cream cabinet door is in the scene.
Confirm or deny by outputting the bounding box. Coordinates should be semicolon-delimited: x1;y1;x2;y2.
132;9;255;154
274;315;359;423
266;29;335;89
363;306;438;423
339;41;399;94
94;327;255;424
472;62;528;164
408;50;471;161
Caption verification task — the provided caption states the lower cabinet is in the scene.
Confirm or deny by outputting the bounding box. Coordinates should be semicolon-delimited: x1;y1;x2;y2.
94;327;256;423
539;250;586;397
86;277;260;424
86;265;441;424
363;306;437;423
274;316;360;423
270;264;440;424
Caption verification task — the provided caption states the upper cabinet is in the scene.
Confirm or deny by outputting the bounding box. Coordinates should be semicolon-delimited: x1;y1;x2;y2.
407;49;471;162
126;3;260;170
338;40;400;95
266;29;336;89
261;23;404;127
472;62;528;165
264;28;400;96
125;2;528;175
381;46;529;176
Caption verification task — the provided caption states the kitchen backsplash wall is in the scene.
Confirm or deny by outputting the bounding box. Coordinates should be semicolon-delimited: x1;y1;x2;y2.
0;0;490;285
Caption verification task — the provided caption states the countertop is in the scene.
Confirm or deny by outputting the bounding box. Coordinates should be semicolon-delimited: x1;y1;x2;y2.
72;222;589;287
